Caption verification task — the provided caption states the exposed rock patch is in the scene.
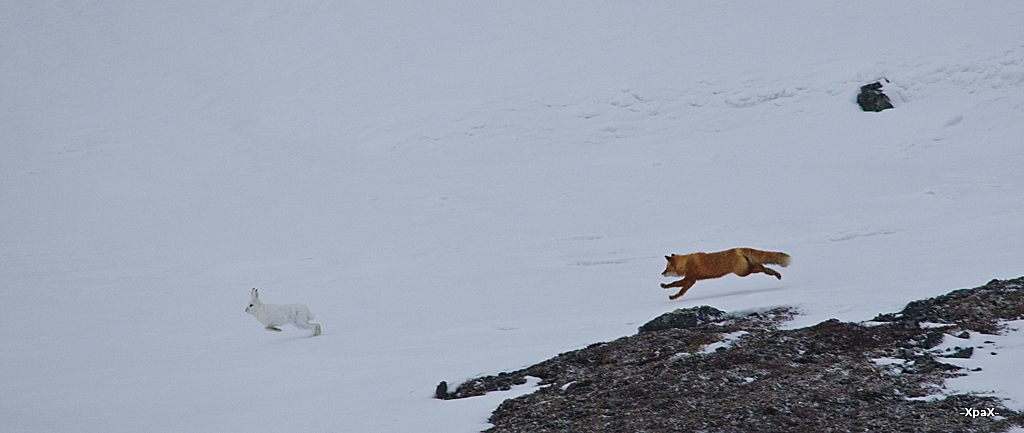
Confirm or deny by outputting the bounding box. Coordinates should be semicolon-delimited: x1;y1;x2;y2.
871;278;1024;334
438;277;1024;432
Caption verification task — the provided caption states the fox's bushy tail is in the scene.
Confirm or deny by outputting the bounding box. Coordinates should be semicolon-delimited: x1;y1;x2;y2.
741;248;791;267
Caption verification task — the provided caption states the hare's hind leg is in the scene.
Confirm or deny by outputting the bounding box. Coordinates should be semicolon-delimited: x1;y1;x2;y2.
293;308;321;336
295;320;321;336
265;325;282;332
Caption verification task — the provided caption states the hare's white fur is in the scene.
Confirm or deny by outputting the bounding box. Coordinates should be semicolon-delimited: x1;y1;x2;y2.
245;288;321;336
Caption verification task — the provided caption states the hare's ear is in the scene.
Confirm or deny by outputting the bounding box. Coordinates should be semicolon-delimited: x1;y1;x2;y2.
251;288;259;301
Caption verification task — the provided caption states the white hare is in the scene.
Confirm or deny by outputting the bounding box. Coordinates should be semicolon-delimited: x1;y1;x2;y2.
245;288;321;336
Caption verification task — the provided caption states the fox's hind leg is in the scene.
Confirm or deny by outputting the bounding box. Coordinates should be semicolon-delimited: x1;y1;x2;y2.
749;264;782;280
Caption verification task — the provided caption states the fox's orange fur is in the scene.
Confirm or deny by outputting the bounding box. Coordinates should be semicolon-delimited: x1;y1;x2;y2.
661;248;790;300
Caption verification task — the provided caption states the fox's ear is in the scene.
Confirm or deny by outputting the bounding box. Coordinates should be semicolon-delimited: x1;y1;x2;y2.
665;255;672;260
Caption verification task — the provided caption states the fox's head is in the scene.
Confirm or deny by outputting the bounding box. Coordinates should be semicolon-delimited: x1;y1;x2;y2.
662;254;687;277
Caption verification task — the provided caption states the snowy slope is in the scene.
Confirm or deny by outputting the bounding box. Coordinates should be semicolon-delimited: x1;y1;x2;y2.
2;1;1024;432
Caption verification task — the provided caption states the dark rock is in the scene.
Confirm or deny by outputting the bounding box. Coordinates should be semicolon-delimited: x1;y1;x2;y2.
434;381;451;400
946;346;974;358
438;371;529;400
637;305;726;333
857;80;894;112
920;330;945;349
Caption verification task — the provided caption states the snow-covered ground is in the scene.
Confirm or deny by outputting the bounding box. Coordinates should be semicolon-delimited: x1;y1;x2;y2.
932;320;1024;412
3;1;1023;431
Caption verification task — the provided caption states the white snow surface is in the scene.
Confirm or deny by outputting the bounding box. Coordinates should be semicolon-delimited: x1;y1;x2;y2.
2;1;1024;432
933;320;1024;412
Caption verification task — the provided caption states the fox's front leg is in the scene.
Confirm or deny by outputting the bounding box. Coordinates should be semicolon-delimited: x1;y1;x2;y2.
661;278;688;289
662;277;697;300
265;325;282;332
667;278;697;300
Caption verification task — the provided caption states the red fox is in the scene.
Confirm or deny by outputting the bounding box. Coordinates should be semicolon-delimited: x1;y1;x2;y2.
661;248;790;300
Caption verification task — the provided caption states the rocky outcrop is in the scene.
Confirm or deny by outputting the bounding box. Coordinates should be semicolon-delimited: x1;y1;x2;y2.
438;277;1024;432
